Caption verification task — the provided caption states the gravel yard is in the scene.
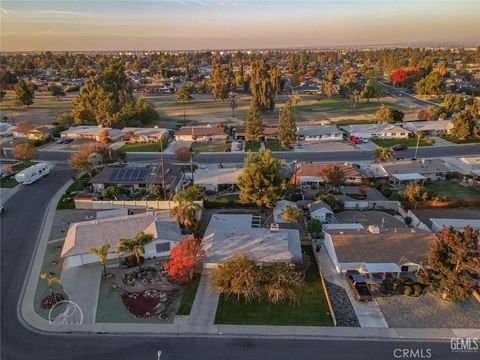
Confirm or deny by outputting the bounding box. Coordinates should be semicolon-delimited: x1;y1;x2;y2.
324;280;360;327
377;293;480;328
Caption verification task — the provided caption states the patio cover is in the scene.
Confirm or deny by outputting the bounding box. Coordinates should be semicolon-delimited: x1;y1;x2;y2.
392;173;426;182
364;263;401;274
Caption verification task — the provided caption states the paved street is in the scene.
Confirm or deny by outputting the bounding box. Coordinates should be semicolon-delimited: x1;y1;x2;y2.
1;159;479;360
3;144;480;165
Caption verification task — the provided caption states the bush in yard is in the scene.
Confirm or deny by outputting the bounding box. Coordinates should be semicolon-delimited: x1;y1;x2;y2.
307;219;322;237
175;146;191;162
413;284;424;297
262;262;303;305
101;185;127;199
281;205;303;225
163;237;204;282
403;285;413;296
315;192;336;209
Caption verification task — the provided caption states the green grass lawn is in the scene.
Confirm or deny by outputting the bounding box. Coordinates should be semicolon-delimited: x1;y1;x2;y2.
176;273;201;315
371;138;434;148
56;173;91;210
334;119;376;126
0;176;18;188
213;194;240;201
120;143;164;152
440;135;479;144
214;247;334;326
245;141;287;152
191;143;230;152
424;180;480;200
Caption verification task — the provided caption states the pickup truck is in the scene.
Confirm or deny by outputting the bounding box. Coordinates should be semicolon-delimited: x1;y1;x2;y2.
345;270;373;302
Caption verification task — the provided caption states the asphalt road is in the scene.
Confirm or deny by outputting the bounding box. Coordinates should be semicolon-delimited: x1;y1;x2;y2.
3;144;480;165
1;165;479;360
376;82;440;108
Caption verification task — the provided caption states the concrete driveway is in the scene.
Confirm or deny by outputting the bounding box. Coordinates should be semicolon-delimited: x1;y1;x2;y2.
316;248;388;328
164;140;192;154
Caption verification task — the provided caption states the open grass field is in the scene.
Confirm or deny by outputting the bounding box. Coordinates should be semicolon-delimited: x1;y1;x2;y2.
371;138;434;148
424;180;480;200
214;246;334;326
1;90;420;129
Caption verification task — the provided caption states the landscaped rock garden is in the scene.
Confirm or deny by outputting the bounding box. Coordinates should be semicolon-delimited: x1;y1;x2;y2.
41;293;65;309
121;289;177;319
324;280;360;327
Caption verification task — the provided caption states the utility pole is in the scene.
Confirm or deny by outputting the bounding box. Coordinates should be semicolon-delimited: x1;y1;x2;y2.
161;154;167;201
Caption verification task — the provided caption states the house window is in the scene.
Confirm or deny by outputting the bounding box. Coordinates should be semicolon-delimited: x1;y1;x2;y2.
391;133;396;136
155;242;171;253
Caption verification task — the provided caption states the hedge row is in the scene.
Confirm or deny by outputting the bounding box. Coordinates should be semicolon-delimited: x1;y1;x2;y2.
203;199;257;209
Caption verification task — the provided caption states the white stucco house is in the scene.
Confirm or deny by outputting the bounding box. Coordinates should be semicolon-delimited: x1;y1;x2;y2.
341;123;411;139
61;212;182;267
296;125;344;142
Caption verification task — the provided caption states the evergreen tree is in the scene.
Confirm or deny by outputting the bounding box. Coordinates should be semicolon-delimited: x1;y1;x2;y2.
208;58;233;100
15;80;35;108
249;60;276;111
278;100;297;147
237;149;286;208
245;102;264;142
375;104;395;123
418;226;480;301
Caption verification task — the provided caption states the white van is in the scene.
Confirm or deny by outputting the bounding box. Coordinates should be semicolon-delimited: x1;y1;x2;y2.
14;162;50;185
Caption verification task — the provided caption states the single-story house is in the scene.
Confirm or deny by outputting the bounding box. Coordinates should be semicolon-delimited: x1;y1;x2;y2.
308;201;334;223
61;212;182;267
175;126;227;142
341;123;411;139
444;157;480;178
188;164;243;192
401;120;453;136
234;127;279;141
292;162;363;188
430;218;480;232
0;122;15;137
202;214;302;268
121;127;169;143
273;200;298;224
60;126;122;142
26;125;56;141
89;164;182;193
323;227;437;278
296;125;344;142
379;159;451;182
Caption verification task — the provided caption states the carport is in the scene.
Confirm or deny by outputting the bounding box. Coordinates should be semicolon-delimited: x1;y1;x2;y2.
361;263;401;281
391;173;426;185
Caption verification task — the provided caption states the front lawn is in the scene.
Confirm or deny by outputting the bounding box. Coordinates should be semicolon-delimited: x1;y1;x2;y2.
0;176;18;188
245;141;287;152
120;143;164;152
214;247;334;326
176;273;201;315
440;135;479;144
424;180;480;200
56;173;92;210
371;138;434;148
191;143;230;153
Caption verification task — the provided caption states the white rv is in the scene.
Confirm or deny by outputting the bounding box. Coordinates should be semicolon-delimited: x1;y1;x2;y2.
15;162;50;185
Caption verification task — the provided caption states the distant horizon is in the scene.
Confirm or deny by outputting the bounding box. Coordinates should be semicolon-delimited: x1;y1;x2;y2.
2;1;479;52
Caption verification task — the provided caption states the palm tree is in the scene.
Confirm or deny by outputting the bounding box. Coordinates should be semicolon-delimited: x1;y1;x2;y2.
116;231;154;269
290;93;301;106
372;146;394;162
228;92;238;120
40;272;61;295
171;195;201;229
88;244;111;275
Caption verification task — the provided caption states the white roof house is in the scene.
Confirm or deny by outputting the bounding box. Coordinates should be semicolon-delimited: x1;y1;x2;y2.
190;165;243;192
444;157;480;176
430;218;480;232
61;212;182;267
60;126;122;141
402;120;453;135
296;125;344;141
379;159;451;181
202;214;302;268
308;201;334;223
341;123;411;139
121;127;168;143
273;200;298;224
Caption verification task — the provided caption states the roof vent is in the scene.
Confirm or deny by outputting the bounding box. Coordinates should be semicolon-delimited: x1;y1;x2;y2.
270;223;279;232
368;225;380;234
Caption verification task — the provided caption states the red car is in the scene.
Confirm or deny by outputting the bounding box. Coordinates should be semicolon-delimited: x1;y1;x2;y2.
349;135;361;144
391;144;408;151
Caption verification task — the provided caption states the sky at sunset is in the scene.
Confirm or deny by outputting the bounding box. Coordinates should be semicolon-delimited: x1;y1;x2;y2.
1;0;479;51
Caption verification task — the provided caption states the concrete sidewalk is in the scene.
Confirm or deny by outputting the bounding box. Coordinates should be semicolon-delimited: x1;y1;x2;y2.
187;270;220;325
315;247;389;328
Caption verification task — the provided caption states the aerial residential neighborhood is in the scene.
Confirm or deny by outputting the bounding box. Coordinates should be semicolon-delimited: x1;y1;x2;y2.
1;1;479;360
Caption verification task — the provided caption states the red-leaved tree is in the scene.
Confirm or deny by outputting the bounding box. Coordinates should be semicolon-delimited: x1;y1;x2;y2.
175;146;191;162
164;237;204;282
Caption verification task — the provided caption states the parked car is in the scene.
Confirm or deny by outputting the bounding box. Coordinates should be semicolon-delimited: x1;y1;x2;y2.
345;270;373;302
349;135;362;144
391;144;408;151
